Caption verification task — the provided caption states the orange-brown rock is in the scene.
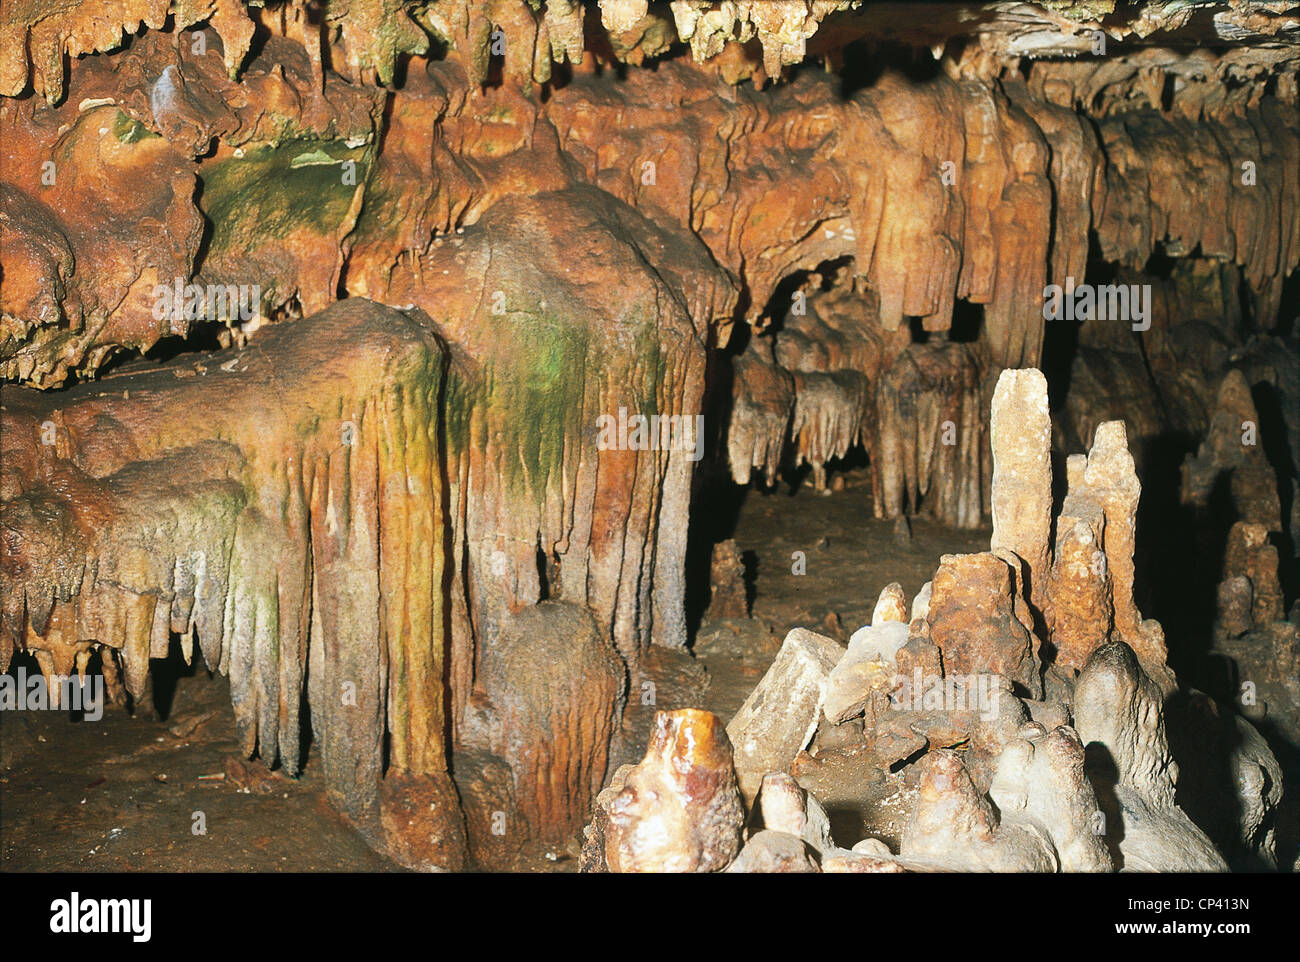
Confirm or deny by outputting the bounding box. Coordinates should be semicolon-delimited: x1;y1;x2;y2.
707;538;749;619
1;300;456;863
469;601;624;850
926;553;1043;699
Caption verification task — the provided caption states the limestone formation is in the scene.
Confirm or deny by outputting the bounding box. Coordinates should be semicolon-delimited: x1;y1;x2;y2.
707;538;750;619
824;609;909;727
1047;456;1113;669
987;725;1113;872
989;368;1053;615
1;299;463;865
899;724;1112;872
582;709;743;873
470;602;624;849
752;772;836;858
2;0;1297;877
926;553;1043;699
1169;692;1283;869
1074;642;1227;872
901;749;1058;872
725;830;820;873
726;627;845;804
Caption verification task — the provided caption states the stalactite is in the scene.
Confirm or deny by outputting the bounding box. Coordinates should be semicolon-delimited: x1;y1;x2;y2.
1;300;454;844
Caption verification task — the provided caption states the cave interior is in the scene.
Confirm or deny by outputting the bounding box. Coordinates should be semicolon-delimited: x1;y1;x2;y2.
1;0;1299;875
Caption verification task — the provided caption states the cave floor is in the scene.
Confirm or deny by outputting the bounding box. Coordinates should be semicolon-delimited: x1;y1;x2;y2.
694;469;991;723
1;468;989;872
0;664;402;872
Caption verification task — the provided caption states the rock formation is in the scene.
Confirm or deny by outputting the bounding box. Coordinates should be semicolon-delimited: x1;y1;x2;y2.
580;367;1284;872
2;1;1297;872
1;299;465;861
581;708;743;873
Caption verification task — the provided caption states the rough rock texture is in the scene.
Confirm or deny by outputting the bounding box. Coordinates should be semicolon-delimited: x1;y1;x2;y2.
1047;472;1113;670
726;627;844;804
707;538;749;619
469;601;624;850
1081;422;1145;645
6;12;1296;391
3;1;1299;872
581;708;743;873
901;723;1112;872
1;299;463;866
926;553;1043;699
1047;420;1157;669
1075;642;1227;872
699;362;1277;872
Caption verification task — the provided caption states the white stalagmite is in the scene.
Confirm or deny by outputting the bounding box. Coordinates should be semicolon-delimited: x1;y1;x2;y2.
989;368;1053;615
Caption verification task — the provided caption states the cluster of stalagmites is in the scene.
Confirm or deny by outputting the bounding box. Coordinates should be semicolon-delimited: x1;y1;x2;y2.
1181;361;1300;776
580;369;1285;873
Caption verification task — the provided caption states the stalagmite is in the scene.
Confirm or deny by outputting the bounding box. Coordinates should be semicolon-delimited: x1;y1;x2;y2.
1081;422;1144;645
726;830;821;873
471;602;624;849
2;0;1298;878
1047;456;1114;670
707;539;749;619
581;709;743;873
987;725;1113;873
926;553;1043;699
989;369;1053;615
900;749;1058;872
752;772;835;857
1074;642;1227;872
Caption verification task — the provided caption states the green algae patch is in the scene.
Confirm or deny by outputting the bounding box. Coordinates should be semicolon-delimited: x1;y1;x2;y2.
443;311;594;505
112;110;157;144
199;140;370;259
441;299;683;506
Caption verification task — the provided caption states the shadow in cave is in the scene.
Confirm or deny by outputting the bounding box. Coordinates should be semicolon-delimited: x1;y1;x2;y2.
1083;740;1127;870
141;634;204;722
684;318;754;643
838;37;947;99
1134;439;1232;684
